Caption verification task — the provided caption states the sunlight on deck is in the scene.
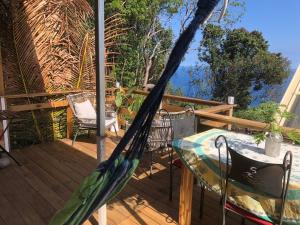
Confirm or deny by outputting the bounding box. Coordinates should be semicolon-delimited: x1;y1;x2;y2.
0;133;253;225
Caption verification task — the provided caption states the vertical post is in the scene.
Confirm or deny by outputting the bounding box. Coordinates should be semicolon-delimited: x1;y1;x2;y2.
179;166;194;225
0;47;4;95
226;107;233;131
227;96;234;131
95;0;107;225
0;97;9;152
66;106;73;139
0;48;9;152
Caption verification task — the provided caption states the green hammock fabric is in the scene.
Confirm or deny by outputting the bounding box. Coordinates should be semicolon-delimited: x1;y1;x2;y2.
49;155;139;225
49;0;221;224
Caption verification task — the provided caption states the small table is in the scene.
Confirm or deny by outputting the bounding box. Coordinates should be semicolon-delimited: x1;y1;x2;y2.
0;110;21;166
172;128;300;225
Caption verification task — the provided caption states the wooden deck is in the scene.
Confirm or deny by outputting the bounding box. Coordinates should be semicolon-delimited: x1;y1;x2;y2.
0;133;253;225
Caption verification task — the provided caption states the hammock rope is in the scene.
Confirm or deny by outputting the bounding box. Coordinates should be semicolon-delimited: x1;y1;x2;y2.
49;0;221;224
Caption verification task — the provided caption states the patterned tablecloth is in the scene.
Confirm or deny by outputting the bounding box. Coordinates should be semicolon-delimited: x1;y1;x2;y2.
172;128;300;225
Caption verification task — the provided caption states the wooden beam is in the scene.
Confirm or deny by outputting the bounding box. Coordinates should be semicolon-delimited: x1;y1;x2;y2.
66;106;73;139
0;51;9;151
0;97;10;152
3;90;92;99
196;111;268;130
8;100;69;112
3;88;116;99
0;47;4;96
200;120;227;128
162;103;184;112
226;107;233;130
130;89;225;106
195;104;236;114
195;111;300;135
280;65;300;125
179;166;194;225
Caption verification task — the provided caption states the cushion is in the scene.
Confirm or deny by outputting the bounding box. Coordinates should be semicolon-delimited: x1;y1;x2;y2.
172;158;183;168
74;100;96;120
225;202;273;225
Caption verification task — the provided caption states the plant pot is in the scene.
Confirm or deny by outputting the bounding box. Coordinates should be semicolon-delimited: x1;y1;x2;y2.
265;132;283;157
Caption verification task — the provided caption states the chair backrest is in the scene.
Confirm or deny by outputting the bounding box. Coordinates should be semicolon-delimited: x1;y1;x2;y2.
66;92;96;118
215;135;292;224
167;106;196;139
147;109;172;150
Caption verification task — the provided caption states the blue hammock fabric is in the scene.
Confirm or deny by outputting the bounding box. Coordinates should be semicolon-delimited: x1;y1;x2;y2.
49;0;221;224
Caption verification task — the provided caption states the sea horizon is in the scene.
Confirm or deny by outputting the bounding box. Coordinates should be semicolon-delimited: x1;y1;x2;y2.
170;66;296;107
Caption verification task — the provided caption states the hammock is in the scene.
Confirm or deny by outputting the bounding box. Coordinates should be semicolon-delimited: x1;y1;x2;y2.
49;0;222;224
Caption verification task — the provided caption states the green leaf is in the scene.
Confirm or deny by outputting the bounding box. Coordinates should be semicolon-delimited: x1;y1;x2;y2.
253;132;266;145
286;130;300;145
115;92;124;108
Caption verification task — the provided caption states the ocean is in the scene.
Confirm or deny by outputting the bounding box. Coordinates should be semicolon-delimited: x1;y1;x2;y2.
170;66;295;106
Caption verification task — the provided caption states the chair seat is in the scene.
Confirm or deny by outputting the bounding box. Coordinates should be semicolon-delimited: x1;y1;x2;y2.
225;202;273;225
79;117;116;129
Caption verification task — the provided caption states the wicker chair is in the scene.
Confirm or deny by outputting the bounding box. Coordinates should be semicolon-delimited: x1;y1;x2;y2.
146;109;172;176
67;92;118;145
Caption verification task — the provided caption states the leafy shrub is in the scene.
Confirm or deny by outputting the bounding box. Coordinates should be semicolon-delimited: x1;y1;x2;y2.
234;101;278;123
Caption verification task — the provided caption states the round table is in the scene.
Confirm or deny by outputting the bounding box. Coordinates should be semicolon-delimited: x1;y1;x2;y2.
172;128;300;225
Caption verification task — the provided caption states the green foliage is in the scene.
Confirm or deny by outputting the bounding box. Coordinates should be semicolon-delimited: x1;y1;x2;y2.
104;0;179;88
236;101;300;144
128;95;145;113
198;24;290;109
286;130;300;145
115;87;145;114
234;101;278;123
253;132;266;145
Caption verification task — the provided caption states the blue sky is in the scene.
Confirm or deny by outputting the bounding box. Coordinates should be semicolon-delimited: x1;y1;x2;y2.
171;0;300;69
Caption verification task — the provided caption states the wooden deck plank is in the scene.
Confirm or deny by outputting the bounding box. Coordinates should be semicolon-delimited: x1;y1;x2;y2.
0;167;48;225
22;145;79;191
14;149;72;200
5;166;57;223
0;193;26;225
0;134;253;225
13;164;65;210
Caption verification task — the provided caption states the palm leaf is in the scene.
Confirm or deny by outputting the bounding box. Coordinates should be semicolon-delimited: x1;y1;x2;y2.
1;0;125;145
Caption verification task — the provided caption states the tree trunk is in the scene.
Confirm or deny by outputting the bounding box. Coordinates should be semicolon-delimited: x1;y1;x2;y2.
143;59;153;89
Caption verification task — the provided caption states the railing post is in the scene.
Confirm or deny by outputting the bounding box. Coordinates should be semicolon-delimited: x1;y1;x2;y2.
0;48;9;151
66;106;73;139
1;97;10;152
227;96;235;130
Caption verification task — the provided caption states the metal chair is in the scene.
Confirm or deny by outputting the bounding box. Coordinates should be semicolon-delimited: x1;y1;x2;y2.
146;109;172;176
66;92;118;145
215;135;292;225
166;107;201;198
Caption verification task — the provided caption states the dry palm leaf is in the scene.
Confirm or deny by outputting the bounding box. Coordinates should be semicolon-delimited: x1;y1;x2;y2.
1;0;125;144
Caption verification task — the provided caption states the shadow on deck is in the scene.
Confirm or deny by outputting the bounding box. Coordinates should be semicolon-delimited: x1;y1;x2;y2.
0;133;253;225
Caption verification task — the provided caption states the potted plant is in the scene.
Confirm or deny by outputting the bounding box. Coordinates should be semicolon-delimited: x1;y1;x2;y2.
253;104;300;157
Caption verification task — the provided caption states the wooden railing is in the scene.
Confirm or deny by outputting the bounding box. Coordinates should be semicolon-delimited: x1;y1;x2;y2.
129;89;300;136
1;87;299;149
131;89;224;106
1;88;118;139
127;89;236;130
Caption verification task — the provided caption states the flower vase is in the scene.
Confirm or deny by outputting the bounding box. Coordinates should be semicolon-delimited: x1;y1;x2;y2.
264;132;283;157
